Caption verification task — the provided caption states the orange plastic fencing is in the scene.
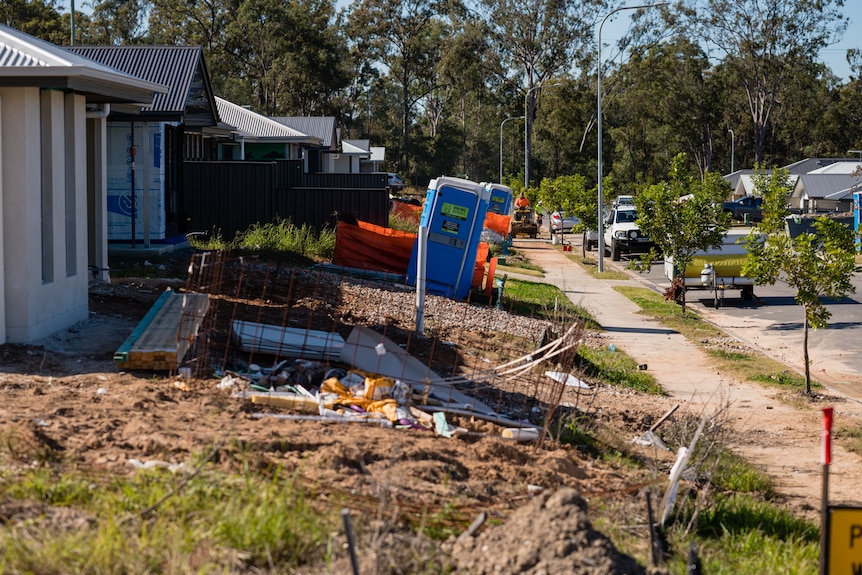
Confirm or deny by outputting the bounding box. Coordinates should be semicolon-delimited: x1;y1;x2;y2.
333;221;490;293
390;199;423;224
484;212;511;237
333;221;417;274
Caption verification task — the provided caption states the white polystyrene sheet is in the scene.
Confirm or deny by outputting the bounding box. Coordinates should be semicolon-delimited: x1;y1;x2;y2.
232;320;345;361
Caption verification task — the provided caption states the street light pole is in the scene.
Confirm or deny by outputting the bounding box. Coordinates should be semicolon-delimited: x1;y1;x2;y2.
729;129;735;173
597;2;666;272
500;115;525;183
524;83;561;192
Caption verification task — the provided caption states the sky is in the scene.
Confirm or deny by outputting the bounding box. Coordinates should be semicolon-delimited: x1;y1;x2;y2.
59;0;860;81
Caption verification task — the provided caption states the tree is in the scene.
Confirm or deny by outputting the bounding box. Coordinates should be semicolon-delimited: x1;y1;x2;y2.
346;0;451;176
671;0;847;163
633;153;731;313
222;0;350;116
88;0;149;44
535;174;589;225
479;0;603;190
742;167;859;394
0;0;66;44
610;39;719;183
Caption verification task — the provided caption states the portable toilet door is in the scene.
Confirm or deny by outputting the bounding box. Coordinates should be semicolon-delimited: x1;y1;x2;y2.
855;192;861;249
485;183;513;216
407;176;489;299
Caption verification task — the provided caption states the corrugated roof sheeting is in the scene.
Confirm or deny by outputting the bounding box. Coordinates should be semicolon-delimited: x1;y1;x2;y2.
216;97;314;139
66;45;200;114
795;174;860;200
0;44;46;67
271;116;336;147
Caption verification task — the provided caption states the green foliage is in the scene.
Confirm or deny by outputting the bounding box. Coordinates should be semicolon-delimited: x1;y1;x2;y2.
575;344;664;395
501;278;596;325
744;165;859;391
0;465;341;573
708;449;774;495
667;494;819;575
749;370;813;389
535;174;595;232
188;220;336;261
633;153;732;312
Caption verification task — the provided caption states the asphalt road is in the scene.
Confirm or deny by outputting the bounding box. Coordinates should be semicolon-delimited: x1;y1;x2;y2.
554;226;862;393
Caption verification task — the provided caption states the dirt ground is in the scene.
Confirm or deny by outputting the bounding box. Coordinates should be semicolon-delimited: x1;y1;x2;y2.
1;245;859;573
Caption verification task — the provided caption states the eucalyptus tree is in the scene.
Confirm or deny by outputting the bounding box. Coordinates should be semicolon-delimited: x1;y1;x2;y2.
1;0;68;44
346;0;455;176
670;0;847;164
609;39;719;183
224;0;349;116
479;0;605;190
88;0;149;44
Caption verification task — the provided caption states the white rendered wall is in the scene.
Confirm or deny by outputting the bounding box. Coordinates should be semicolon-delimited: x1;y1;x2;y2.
0;88;89;343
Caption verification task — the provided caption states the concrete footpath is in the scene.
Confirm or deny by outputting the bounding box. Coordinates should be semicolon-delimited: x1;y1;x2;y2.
507;237;862;511
508;238;862;405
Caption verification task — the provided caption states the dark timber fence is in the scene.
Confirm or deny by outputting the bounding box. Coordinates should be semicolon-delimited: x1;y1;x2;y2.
182;160;389;240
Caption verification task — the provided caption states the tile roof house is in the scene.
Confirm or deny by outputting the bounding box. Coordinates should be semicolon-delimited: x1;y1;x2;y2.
65;45;222;243
0;25;163;343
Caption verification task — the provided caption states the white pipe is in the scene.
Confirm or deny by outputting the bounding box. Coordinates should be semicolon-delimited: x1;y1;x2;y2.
415;223;427;335
86;103;110;118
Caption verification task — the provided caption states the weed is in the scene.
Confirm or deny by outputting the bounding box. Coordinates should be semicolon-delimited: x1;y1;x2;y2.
575;344;664;395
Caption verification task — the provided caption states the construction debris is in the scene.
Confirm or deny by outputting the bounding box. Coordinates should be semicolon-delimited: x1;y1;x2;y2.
114;289;209;370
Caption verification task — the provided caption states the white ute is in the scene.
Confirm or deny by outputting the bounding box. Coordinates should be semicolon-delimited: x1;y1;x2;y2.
603;204;653;261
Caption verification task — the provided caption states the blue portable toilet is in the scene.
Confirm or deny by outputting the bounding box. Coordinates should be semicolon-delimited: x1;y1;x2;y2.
855;192;861;249
407;176;489;300
485;183;513;216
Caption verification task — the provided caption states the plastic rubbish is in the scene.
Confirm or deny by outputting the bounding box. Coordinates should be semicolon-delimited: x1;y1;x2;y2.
609;343;616;352
502;428;541;441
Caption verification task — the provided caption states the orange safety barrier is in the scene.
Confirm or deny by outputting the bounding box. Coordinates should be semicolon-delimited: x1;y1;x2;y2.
333;220;490;293
484;212;511;237
390;199;423;224
333;221;417;274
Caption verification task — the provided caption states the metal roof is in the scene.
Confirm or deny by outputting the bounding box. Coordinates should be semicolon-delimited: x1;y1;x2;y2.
65;45;216;123
342;139;370;154
793;174;862;200
783;157;860;175
270;116;336;148
0;25;164;104
216;98;321;144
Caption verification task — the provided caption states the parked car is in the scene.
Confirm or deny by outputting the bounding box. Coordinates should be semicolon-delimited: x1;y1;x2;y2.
550;211;578;233
722;196;763;222
387;172;405;191
603;205;652;261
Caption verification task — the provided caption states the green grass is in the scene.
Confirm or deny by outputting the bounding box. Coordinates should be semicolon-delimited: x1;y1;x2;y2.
615;286;820;392
665;494;818;575
0;464;341;573
575;344;663;395
189;219;336;261
573;255;630;280
835;425;862;457
501;278;598;327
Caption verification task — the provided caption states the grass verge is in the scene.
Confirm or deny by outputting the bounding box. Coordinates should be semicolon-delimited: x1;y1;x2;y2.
613;285;819;392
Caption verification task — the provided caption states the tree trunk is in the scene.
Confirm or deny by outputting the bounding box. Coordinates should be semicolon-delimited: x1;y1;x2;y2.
803;312;811;394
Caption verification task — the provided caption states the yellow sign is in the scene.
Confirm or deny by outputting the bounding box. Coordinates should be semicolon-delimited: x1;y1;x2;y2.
828;507;862;574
